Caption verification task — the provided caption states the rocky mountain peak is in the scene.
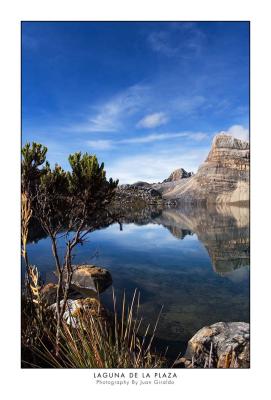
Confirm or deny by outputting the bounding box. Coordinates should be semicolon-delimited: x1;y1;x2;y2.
206;134;250;166
163;168;194;183
211;133;249;150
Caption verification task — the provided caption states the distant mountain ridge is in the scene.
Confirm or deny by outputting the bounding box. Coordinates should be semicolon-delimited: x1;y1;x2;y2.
117;134;249;205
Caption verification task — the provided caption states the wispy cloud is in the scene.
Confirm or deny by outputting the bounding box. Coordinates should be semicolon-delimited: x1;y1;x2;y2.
120;131;208;144
136;112;168;129
172;95;206;114
86;140;113;150
147;23;206;58
86;131;208;150
68;84;149;133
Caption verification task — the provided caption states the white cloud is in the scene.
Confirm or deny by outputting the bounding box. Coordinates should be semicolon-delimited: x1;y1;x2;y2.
221;125;249;141
87;140;113;150
137;112;168;129
121;132;183;144
120;131;207;144
68;84;149;133
86;131;208;150
191;132;208;141
107;147;209;184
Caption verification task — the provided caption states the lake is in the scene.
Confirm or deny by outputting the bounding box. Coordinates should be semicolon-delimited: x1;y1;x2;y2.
26;204;250;360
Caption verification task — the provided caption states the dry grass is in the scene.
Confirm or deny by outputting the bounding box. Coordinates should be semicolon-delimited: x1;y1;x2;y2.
26;289;166;368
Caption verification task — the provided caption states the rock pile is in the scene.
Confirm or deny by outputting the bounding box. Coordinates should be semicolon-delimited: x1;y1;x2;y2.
115;183;163;206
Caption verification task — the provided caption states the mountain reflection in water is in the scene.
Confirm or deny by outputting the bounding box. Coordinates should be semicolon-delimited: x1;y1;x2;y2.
26;205;249;358
154;205;249;276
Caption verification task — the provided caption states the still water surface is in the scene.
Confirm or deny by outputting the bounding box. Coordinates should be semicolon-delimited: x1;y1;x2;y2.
26;205;250;358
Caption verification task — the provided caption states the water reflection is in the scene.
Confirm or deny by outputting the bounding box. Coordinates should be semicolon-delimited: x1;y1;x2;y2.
26;205;249;358
153;205;250;276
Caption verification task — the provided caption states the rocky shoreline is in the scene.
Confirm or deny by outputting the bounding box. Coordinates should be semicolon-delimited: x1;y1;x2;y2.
42;264;250;368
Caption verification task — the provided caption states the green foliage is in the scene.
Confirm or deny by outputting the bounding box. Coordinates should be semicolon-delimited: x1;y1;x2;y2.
21;144;118;206
68;152;118;207
40;163;69;199
22;142;47;168
37;164;70;232
21;143;119;233
21;142;47;193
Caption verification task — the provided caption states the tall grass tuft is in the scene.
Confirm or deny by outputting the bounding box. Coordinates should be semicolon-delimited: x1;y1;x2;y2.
30;289;166;368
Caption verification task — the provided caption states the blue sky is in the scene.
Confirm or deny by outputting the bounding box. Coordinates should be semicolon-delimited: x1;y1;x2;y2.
22;21;249;183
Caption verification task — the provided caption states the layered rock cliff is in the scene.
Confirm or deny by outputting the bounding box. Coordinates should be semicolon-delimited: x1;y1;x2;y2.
154;134;249;204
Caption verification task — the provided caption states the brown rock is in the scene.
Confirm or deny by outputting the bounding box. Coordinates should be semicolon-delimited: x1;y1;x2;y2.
59;264;112;294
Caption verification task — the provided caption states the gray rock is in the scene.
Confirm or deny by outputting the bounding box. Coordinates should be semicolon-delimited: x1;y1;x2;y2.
163;168;194;183
114;183;163;206
178;321;250;368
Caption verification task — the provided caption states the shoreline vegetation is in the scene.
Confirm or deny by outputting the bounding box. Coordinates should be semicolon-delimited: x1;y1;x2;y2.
21;142;167;368
21;141;250;368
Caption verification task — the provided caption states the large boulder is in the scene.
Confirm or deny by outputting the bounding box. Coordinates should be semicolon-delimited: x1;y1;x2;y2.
177;322;250;368
57;264;112;295
70;264;112;293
